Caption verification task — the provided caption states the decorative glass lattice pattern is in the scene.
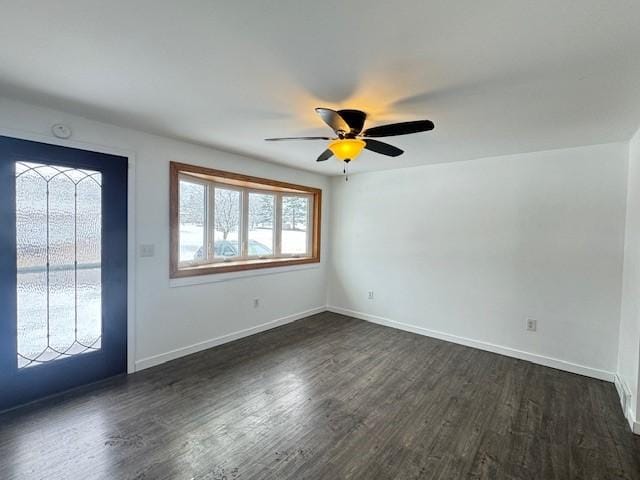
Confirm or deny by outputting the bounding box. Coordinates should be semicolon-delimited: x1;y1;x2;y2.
16;161;102;368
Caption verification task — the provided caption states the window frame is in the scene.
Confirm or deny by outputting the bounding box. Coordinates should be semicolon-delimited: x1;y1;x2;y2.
209;182;244;263
280;193;313;256
246;189;277;260
177;175;210;267
170;161;321;277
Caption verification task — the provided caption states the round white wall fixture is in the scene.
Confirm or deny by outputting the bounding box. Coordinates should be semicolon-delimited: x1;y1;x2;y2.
51;124;72;139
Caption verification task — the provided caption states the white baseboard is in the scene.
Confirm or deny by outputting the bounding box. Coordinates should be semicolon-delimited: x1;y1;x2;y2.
327;305;615;382
135;306;325;371
614;374;639;434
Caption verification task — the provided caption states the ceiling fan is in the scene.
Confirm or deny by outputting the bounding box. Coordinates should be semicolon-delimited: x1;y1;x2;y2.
265;108;435;167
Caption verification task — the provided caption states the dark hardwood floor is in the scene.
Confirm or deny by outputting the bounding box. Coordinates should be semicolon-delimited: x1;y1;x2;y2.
1;312;639;479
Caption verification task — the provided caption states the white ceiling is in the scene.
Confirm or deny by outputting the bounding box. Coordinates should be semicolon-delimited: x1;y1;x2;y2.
1;1;640;175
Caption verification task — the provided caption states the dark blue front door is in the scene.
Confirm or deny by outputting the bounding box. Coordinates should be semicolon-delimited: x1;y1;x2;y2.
0;136;128;411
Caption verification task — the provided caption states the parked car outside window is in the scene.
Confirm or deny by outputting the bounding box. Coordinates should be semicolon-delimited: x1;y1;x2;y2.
194;240;271;260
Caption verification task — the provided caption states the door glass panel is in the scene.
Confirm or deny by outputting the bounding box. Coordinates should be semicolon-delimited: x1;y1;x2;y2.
15;162;102;368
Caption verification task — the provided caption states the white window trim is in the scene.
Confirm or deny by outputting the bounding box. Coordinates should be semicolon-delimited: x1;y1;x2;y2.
279;192;313;258
209;182;244;264
178;174;210;268
246;188;276;261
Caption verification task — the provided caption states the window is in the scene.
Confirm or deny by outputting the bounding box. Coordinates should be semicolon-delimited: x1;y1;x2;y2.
281;195;310;255
170;162;321;277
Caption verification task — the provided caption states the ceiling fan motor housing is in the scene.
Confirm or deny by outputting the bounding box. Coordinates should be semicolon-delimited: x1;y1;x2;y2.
337;109;367;135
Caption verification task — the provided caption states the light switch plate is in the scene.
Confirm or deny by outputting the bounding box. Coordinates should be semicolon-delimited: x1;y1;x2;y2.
139;244;155;258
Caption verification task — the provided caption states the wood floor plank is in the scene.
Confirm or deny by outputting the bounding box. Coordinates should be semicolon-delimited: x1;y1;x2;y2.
1;312;639;479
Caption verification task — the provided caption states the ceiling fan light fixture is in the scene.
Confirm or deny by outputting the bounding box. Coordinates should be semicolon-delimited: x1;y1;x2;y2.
328;138;366;161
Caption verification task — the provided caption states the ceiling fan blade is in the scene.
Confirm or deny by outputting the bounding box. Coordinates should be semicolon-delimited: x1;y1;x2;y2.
337;109;367;135
265;136;331;141
362;120;435;138
364;139;404;157
315;108;351;134
316;149;333;162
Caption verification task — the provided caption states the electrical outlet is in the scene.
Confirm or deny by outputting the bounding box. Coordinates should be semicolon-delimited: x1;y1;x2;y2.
526;318;537;332
368;291;374;300
139;244;155;258
253;298;260;308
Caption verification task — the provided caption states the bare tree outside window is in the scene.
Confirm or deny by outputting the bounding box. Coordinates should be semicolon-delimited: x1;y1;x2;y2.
214;188;240;240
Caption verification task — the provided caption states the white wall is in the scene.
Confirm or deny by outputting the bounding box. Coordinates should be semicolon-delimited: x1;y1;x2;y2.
328;143;628;380
618;126;640;431
0;96;330;371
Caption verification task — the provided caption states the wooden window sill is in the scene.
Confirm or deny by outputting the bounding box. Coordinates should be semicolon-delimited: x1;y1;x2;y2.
169;259;321;287
171;256;319;278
